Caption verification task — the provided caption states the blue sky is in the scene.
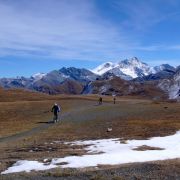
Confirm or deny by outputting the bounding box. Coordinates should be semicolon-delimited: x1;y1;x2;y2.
0;0;180;77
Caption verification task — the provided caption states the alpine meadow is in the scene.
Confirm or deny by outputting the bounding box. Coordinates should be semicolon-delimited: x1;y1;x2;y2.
0;0;180;179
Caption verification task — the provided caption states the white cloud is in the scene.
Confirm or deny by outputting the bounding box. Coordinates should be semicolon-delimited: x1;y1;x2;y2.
113;0;180;31
0;0;180;63
0;0;134;60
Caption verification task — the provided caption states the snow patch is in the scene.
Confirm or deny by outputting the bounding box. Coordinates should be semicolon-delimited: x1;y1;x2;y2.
92;62;115;75
1;131;180;174
1;160;57;174
32;73;46;81
99;85;111;94
120;68;138;78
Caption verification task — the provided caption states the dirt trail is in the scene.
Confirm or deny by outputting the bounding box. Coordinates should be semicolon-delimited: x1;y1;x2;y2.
0;112;69;144
0;102;111;144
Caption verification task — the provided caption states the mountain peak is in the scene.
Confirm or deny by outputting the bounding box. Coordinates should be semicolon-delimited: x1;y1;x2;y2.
92;57;151;78
120;57;147;66
129;57;141;63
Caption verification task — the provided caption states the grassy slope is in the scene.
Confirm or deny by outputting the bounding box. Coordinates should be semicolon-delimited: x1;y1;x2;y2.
0;89;179;177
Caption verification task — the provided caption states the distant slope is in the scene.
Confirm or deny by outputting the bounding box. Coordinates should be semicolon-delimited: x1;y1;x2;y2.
0;67;98;95
0;88;50;102
83;76;167;99
134;64;176;82
158;66;180;99
33;79;84;95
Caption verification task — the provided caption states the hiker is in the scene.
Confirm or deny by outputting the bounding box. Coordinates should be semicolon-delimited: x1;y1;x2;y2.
51;103;61;123
99;97;102;105
113;97;116;104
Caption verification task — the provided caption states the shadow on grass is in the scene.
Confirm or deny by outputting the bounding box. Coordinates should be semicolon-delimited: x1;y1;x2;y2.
37;120;54;124
94;104;102;106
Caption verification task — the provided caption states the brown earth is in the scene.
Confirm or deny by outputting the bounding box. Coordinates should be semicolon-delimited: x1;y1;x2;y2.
89;77;168;99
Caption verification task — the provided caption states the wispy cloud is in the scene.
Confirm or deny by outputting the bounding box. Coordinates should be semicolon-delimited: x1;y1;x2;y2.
133;44;180;51
113;0;180;31
0;0;180;63
0;0;134;60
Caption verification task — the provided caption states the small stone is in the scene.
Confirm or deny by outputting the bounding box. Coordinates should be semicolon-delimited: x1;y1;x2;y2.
107;128;112;132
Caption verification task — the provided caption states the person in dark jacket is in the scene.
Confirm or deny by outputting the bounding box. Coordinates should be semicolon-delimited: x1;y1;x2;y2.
99;97;102;105
51;103;60;123
113;97;116;104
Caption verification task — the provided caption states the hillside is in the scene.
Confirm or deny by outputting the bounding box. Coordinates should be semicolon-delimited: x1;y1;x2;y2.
84;76;167;99
0;88;50;102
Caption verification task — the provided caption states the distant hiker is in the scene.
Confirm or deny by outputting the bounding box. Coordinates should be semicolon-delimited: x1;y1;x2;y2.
113;97;116;104
99;97;102;105
51;103;61;123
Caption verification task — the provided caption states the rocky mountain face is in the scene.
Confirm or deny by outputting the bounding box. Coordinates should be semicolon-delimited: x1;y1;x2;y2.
31;67;97;94
158;66;180;99
134;64;176;82
0;67;98;94
0;58;179;99
0;77;34;89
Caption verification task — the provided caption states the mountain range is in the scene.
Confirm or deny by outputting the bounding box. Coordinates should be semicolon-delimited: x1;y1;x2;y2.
0;57;179;100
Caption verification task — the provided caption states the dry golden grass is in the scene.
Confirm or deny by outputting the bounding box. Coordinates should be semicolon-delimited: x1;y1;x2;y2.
35;99;180;142
132;145;164;151
0;89;179;175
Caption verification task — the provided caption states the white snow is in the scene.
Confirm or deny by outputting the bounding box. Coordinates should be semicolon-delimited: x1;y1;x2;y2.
91;57;153;78
61;74;70;78
120;68;138;78
1;131;180;174
92;62;115;75
32;73;46;81
1;160;57;174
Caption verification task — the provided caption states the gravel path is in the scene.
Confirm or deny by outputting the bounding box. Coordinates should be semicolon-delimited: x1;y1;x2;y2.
0;112;69;144
0;102;111;144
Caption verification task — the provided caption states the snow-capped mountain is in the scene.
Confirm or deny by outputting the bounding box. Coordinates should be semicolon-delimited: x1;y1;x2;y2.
92;57;153;79
134;64;176;82
153;64;175;73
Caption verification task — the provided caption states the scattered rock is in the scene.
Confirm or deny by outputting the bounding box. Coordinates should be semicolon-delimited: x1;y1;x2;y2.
107;128;112;132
